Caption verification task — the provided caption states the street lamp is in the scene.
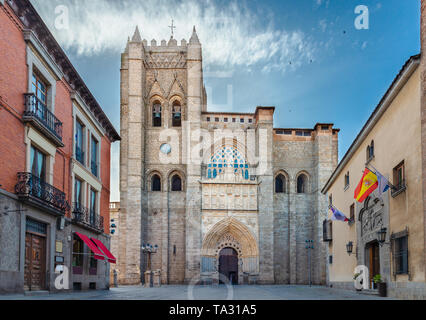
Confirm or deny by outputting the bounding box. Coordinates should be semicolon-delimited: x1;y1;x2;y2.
346;241;354;255
377;227;387;246
141;243;158;287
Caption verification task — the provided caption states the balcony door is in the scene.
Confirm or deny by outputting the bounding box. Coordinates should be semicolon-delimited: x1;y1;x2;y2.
30;146;46;198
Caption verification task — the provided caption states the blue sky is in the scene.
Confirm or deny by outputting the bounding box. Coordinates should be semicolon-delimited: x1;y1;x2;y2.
30;0;420;201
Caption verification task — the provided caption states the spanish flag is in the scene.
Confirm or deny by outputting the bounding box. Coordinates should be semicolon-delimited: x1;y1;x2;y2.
354;168;378;202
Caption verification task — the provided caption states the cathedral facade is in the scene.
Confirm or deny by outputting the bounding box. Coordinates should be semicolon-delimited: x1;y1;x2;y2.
116;26;339;285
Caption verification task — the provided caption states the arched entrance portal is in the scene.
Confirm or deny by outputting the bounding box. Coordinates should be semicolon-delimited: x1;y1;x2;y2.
219;247;238;285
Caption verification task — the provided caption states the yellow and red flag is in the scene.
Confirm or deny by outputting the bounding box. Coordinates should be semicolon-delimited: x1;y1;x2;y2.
354;168;378;202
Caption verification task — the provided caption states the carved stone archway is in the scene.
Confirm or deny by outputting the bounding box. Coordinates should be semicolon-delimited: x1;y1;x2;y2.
200;217;259;284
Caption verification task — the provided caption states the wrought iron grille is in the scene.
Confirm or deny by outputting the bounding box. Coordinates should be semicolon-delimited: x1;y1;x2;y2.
15;172;69;213
24;93;63;141
72;203;104;232
391;179;406;197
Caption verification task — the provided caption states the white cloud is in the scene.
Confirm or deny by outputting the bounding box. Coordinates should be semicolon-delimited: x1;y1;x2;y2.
30;0;317;73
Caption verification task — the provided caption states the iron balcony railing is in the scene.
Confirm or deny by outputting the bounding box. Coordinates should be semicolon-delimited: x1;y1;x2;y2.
15;172;69;214
391;179;406;197
75;145;85;165
23;93;63;142
72;202;104;233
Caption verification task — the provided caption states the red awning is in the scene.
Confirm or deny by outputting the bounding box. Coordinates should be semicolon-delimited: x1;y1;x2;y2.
91;238;116;264
75;232;105;260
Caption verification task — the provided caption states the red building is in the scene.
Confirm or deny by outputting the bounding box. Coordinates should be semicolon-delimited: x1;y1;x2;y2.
0;0;120;293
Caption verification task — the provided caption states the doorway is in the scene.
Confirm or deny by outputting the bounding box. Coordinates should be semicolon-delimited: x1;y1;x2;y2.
366;241;380;289
24;219;47;291
218;247;238;285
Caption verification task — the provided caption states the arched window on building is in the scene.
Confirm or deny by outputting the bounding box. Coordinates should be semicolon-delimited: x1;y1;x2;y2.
297;174;307;194
275;174;286;193
151;174;161;191
172;101;182;127
207;145;248;180
171;174;182;191
153;102;162;127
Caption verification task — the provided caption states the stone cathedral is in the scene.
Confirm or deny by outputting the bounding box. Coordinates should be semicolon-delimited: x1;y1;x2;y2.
116;26;339;285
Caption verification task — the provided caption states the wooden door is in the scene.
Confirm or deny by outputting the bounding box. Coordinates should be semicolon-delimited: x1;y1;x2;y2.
24;233;47;291
368;242;380;289
218;248;238;285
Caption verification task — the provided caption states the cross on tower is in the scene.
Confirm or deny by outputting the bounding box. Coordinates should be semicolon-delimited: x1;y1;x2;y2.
169;19;176;37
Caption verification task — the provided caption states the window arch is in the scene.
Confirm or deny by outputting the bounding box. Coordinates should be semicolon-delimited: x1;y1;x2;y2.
207;145;249;180
172;101;182;127
151;174;161;191
297;173;308;194
152;101;162;127
171;174;182;191
275;174;286;193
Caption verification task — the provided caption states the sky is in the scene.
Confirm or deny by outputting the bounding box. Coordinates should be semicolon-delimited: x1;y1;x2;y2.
29;0;421;202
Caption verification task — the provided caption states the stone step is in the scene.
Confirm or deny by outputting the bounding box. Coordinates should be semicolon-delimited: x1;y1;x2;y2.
24;290;49;296
357;289;379;296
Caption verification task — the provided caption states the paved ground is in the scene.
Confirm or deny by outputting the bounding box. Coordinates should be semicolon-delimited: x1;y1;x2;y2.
0;285;390;300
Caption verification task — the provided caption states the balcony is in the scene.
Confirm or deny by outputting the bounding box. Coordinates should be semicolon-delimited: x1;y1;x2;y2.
15;172;70;216
72;203;104;233
75;146;85;165
391;180;406;198
23;93;64;147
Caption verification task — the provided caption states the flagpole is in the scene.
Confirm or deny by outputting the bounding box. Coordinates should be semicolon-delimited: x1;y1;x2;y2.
365;165;396;190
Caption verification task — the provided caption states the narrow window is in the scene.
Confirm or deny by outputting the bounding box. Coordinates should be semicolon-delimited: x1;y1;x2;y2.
75;120;85;165
171;175;182;191
32;73;48;117
90;189;97;225
153;103;162;127
232;118;236;123
30;145;46;181
74;178;82;209
91;136;98;177
172;101;182;127
215;117;219;122
240;118;244;123
345;172;350;188
275;174;285;193
392;233;408;274
152;174;161;192
350;203;355;222
297;174;307;193
207;117;210;122
393;161;405;193
224;118;228;123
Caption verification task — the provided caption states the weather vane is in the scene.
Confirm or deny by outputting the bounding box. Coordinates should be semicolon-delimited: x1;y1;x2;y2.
169;19;176;37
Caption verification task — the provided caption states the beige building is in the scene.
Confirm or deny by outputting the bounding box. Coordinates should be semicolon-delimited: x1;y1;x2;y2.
322;54;426;299
115;26;339;285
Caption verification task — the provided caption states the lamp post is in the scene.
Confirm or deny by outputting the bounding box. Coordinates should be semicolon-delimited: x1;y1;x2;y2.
305;240;314;287
141;243;158;287
377;227;387;246
346;241;354;255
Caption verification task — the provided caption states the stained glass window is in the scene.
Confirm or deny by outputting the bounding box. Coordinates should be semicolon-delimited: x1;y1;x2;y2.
207;146;249;180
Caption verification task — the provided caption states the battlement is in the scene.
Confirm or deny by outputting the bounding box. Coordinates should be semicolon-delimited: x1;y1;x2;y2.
141;37;188;52
125;25;200;54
